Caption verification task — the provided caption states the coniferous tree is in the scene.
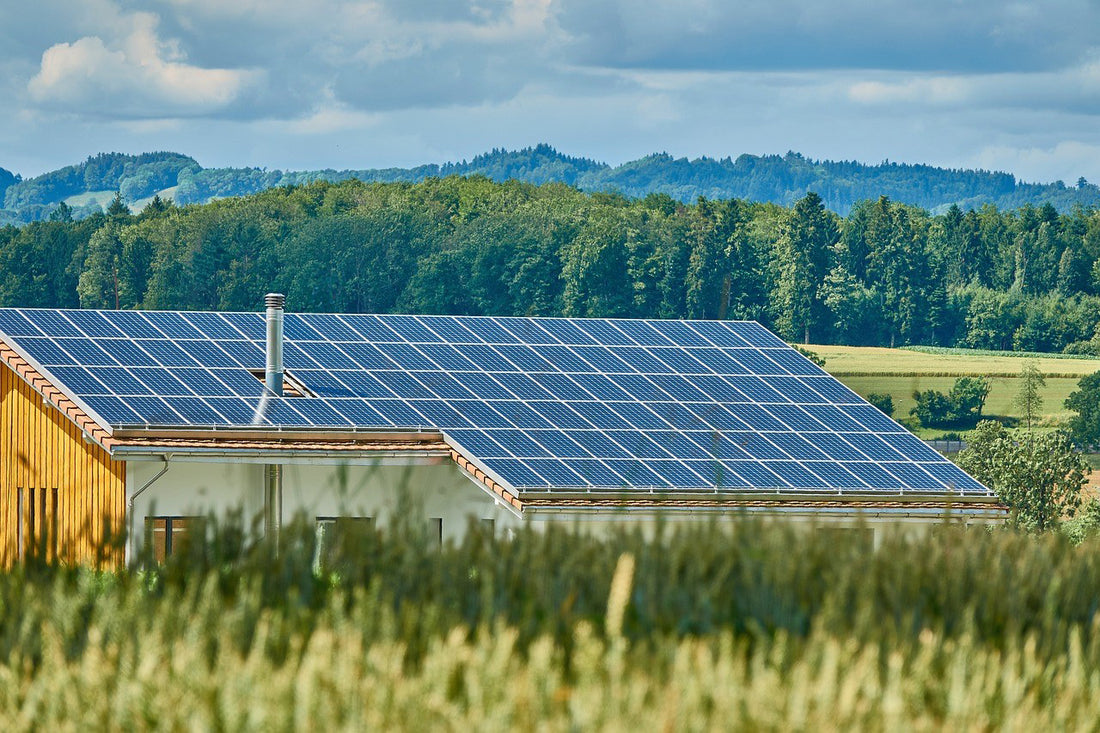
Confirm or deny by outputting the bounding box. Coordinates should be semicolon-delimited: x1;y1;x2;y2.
773;192;837;343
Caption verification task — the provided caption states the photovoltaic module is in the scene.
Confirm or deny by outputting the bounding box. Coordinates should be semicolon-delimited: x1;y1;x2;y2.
0;308;990;496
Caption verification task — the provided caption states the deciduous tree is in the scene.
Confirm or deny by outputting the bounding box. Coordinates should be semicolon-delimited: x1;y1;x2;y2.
1064;371;1100;447
1014;360;1046;431
956;421;1087;532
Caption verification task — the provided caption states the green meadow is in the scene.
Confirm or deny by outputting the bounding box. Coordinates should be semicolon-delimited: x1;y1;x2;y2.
814;344;1100;436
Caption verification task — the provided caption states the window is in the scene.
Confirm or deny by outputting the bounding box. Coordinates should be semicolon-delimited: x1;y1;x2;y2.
815;525;875;553
145;516;204;562
315;516;374;569
17;487;58;561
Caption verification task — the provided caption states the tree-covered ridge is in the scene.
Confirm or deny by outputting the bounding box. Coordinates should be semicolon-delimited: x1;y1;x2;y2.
0;166;17;202
3;177;1100;355
4;146;1100;224
2;152;200;221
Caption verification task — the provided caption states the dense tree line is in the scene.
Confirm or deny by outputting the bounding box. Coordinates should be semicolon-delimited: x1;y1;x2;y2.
5;146;1100;225
2;176;1100;353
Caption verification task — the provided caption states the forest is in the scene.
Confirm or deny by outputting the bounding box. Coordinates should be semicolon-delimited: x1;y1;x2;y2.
4;146;1100;224
2;174;1100;355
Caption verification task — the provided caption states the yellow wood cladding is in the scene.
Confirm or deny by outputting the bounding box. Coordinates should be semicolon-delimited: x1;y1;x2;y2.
1;362;125;565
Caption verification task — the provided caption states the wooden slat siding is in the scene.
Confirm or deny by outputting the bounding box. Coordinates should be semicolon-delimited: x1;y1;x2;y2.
1;362;125;566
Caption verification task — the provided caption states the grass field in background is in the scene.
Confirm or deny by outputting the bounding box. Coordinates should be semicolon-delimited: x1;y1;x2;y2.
812;344;1100;379
62;189;117;209
810;344;1100;439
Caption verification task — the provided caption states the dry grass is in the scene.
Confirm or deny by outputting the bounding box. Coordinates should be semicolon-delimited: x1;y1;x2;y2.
2;519;1100;728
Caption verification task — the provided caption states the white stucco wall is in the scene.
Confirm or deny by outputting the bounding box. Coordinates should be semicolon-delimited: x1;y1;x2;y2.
125;456;522;558
125;456;1003;559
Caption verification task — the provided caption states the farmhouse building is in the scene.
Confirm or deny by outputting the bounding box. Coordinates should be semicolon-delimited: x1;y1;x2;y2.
0;297;1004;564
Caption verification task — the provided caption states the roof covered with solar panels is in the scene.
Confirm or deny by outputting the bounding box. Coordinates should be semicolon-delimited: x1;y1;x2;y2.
0;307;995;500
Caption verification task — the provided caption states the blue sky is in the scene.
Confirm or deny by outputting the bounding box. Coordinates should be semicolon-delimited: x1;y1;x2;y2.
3;0;1100;184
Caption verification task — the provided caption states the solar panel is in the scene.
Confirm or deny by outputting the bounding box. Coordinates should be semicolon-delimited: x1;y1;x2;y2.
691;348;750;375
612;319;677;346
571;459;629;487
141;311;205;339
381;314;444;343
649;460;710;488
535;373;593;401
525;458;587;487
447;428;510;457
530;401;595;430
562;401;632;429
16;337;79;366
0;309;43;337
609;347;674;373
495;345;557;372
570;430;632;458
769;461;831;490
484;429;552;457
454;317;519;344
57;339;118;366
302;313;362;341
97;340;159;367
569;373;632;400
163;396;224;424
64;310;127;338
493;317;560;344
48;366;108;394
481;458;548;487
220;312;265;340
0;309;992;499
417;315;484;344
575;320;636;345
721;460;786;489
91;366;158;396
536;319;599;345
182;312;247;340
606;458;669;487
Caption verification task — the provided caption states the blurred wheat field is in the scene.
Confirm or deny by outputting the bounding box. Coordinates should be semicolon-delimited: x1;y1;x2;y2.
2;516;1100;729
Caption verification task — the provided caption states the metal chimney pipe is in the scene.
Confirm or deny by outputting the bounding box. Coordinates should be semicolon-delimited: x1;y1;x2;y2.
263;293;285;547
264;293;285;396
264;463;283;544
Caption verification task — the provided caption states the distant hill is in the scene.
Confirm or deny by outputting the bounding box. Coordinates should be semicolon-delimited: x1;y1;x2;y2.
3;144;1099;223
0;166;17;204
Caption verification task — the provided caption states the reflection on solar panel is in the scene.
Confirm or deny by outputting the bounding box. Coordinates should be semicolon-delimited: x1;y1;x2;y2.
0;308;991;497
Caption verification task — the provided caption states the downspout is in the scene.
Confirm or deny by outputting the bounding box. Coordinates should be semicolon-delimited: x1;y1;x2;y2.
128;454;171;561
263;293;285;545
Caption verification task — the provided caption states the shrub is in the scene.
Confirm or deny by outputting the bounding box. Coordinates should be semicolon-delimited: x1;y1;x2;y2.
866;392;894;416
911;388;953;426
910;376;991;428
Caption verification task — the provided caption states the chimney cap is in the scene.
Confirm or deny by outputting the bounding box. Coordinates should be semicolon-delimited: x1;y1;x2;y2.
265;293;285;309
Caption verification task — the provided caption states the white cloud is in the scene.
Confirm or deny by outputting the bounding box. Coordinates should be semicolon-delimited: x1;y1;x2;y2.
2;0;1100;188
28;12;261;118
968;141;1100;184
848;77;970;105
845;61;1100;115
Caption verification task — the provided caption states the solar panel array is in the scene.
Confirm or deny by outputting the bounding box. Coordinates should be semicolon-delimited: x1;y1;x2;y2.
0;308;990;495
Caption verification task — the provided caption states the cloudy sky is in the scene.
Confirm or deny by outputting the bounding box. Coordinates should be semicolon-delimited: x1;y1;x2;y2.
3;0;1100;184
